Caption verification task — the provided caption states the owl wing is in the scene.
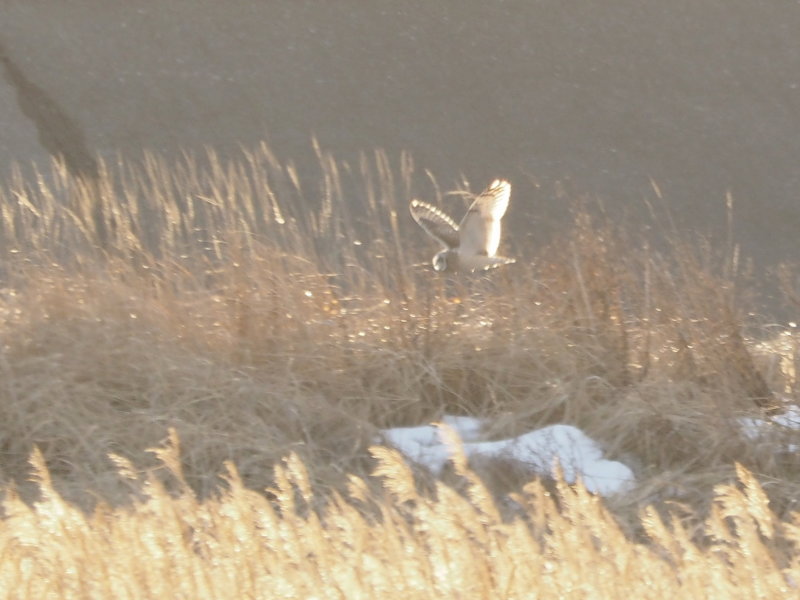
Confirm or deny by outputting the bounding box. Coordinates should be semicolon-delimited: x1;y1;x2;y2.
409;199;460;249
457;179;511;258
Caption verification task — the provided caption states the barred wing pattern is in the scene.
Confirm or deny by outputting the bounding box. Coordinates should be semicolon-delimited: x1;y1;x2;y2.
410;179;515;273
409;199;460;249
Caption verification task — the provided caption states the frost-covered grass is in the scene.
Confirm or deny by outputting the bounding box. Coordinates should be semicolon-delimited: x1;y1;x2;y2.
1;144;799;596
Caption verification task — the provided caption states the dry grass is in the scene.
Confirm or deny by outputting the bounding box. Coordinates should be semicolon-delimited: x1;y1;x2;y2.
0;143;799;596
0;437;798;598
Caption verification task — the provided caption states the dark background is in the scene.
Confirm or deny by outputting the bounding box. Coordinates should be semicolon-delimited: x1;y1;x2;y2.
1;1;799;313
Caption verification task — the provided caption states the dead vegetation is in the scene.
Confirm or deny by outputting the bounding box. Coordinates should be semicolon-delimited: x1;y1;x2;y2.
0;144;799;596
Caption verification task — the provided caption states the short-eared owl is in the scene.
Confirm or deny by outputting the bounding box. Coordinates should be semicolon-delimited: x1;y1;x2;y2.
410;179;515;273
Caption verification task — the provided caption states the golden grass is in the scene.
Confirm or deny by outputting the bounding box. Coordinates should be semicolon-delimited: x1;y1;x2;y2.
0;143;799;596
0;437;798;598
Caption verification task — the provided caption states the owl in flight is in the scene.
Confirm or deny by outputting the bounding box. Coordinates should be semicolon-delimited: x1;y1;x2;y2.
410;179;515;273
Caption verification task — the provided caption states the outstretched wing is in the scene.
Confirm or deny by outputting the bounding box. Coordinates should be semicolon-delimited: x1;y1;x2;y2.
457;179;511;258
409;199;460;249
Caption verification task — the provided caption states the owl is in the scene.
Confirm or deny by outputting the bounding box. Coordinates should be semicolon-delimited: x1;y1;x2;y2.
410;179;515;272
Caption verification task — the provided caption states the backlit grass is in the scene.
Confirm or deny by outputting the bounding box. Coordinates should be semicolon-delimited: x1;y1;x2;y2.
0;143;798;596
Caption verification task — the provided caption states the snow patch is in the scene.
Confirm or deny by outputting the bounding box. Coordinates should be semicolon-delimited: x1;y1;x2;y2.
378;417;634;497
738;403;800;452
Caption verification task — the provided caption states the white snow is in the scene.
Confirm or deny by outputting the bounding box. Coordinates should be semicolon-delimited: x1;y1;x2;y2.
738;403;800;451
377;417;634;496
440;415;485;442
770;405;800;429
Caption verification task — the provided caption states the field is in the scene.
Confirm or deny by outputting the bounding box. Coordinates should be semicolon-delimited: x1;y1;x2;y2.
0;144;799;597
